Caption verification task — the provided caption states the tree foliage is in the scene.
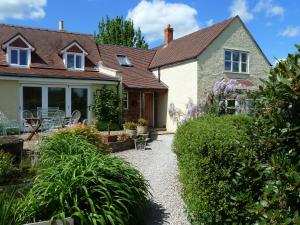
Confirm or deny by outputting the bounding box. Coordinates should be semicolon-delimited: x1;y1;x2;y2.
95;16;148;49
92;87;120;124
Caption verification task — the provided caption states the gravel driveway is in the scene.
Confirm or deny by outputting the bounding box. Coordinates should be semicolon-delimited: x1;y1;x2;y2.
114;134;190;225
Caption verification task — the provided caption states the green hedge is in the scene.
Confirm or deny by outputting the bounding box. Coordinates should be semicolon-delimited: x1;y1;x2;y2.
173;115;258;224
17;126;149;225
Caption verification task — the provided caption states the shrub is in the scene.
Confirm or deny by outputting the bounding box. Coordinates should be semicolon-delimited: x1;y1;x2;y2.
18;129;149;225
0;150;17;184
0;191;19;225
137;118;148;126
249;45;300;224
95;120;121;131
124;121;136;130
44;124;110;155
173;115;258;224
92;87;120;123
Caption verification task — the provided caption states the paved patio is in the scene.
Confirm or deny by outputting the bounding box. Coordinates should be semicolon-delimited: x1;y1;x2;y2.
114;134;190;225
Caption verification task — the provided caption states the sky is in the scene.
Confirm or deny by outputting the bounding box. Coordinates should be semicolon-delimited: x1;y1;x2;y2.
0;0;299;64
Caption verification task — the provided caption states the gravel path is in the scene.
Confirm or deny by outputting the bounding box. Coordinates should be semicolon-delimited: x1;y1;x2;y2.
114;134;190;225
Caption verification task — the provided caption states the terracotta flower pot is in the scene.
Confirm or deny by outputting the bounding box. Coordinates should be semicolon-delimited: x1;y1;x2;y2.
103;135;118;143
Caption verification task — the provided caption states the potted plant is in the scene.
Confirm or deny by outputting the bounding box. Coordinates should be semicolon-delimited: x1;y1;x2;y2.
123;122;137;137
134;135;147;150
137;118;148;134
103;121;118;143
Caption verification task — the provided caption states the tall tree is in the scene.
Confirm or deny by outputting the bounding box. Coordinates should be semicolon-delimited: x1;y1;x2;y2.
95;16;148;49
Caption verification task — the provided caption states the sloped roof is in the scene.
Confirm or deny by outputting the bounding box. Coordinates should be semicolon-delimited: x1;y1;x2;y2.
97;44;167;90
0;23;116;81
149;17;236;69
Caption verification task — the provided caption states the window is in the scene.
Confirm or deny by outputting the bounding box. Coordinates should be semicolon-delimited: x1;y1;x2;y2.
65;53;84;70
116;55;132;66
123;91;128;109
224;50;248;73
8;48;30;67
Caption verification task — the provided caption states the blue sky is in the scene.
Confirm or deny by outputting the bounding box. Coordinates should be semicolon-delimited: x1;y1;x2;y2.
0;0;299;64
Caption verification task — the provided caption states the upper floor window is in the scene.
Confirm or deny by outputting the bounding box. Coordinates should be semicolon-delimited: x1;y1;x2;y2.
66;53;84;70
116;55;132;67
60;41;88;71
224;50;249;73
8;48;30;67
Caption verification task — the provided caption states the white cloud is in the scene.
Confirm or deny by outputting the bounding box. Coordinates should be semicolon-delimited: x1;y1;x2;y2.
254;0;285;17
0;0;47;20
127;0;200;42
229;0;253;22
279;26;300;37
206;19;214;27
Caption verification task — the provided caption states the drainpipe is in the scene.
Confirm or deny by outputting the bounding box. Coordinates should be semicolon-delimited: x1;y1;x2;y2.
158;67;161;82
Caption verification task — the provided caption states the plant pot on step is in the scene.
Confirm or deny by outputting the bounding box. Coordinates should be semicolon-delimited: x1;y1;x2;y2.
126;129;137;137
137;125;148;134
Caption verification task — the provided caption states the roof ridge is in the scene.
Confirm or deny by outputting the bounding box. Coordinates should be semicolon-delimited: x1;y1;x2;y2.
98;43;156;52
153;16;236;49
0;23;93;37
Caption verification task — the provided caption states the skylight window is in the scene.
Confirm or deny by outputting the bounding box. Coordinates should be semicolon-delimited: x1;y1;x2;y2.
116;55;132;66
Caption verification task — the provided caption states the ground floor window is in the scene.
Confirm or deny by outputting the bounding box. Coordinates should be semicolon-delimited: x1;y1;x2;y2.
123;91;128;109
21;85;90;121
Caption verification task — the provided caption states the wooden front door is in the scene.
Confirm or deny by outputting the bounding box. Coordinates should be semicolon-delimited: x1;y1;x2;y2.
144;93;154;127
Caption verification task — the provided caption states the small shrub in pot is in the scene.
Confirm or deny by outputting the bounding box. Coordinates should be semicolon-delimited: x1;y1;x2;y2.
124;122;137;137
137;118;148;134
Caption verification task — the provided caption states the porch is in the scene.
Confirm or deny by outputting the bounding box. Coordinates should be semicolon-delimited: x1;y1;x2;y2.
123;89;167;128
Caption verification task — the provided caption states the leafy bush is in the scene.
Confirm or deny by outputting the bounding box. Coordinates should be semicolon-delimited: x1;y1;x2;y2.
173;115;258;224
249;45;300;224
45;124;110;155
0;191;18;225
92;87;120;123
0;150;17;184
18;129;149;225
95;120;121;131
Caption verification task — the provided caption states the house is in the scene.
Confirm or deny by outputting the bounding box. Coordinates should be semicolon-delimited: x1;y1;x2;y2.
0;16;271;132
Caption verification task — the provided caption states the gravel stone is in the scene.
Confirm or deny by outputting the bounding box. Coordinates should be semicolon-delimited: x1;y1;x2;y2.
114;134;190;225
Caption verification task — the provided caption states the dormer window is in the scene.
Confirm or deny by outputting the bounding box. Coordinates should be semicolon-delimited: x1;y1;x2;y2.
60;41;88;71
2;34;34;68
9;48;30;67
66;53;83;70
116;55;132;67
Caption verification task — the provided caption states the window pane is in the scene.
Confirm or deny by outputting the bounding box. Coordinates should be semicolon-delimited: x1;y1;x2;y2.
225;61;231;71
71;88;87;121
225;51;231;61
241;63;247;73
123;92;128;109
23;87;42;116
241;53;247;62
232;52;240;62
75;55;82;69
48;87;66;111
11;49;18;64
20;50;28;66
233;62;239;72
117;55;132;66
67;54;74;68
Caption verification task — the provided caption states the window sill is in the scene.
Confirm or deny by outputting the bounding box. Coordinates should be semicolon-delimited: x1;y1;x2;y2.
9;64;30;68
66;68;85;72
224;71;250;75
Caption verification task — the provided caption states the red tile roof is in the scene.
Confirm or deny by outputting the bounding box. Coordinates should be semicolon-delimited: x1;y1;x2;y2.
149;17;236;69
97;44;167;90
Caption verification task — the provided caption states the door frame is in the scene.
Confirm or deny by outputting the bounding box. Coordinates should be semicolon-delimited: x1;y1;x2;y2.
143;92;155;128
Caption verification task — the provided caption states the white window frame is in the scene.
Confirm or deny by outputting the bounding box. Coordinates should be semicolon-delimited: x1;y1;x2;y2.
7;47;31;68
116;55;132;66
63;52;85;71
224;49;249;74
123;91;128;110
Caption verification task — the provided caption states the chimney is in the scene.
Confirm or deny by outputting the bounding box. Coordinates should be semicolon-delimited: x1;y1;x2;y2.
164;24;173;44
59;20;64;31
